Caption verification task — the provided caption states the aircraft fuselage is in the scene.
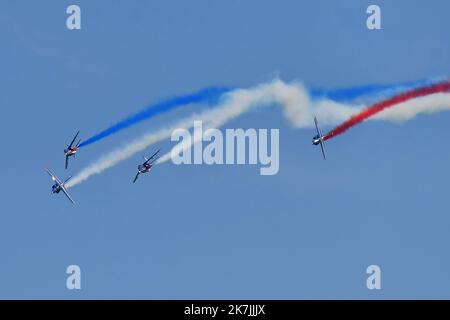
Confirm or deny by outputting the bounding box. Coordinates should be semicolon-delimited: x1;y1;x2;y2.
52;184;62;194
138;164;152;174
64;148;77;157
312;135;322;145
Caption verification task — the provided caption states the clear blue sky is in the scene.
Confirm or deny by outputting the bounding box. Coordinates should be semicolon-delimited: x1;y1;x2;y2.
1;0;450;299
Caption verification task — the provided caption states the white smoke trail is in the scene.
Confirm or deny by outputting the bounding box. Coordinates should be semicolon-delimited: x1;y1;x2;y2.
156;82;450;164
67;79;450;188
373;92;450;121
65;114;200;188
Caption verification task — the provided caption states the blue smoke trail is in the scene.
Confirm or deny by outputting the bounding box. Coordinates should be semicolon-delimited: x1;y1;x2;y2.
80;78;443;148
309;78;443;102
79;87;231;148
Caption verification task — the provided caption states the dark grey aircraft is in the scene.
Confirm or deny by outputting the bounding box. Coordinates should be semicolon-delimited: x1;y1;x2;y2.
45;168;75;205
133;149;161;183
312;116;326;160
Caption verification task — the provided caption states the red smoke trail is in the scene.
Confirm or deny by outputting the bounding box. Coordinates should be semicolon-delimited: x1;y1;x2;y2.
324;81;450;141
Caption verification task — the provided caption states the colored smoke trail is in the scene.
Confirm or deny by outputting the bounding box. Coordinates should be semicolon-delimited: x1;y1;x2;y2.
78;87;231;148
324;81;450;141
309;78;443;102
78;79;436;149
67;78;450;188
77;78;439;149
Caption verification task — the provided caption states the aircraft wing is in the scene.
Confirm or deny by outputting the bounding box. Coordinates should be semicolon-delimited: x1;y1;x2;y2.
144;149;161;165
45;168;56;181
45;168;63;185
60;185;75;205
133;172;140;183
319;140;326;160
314;117;322;137
65;156;69;170
68;131;80;148
149;155;160;165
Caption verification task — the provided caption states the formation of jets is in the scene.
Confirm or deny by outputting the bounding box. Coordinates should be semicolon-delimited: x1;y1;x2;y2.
46;116;326;205
45;130;160;205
